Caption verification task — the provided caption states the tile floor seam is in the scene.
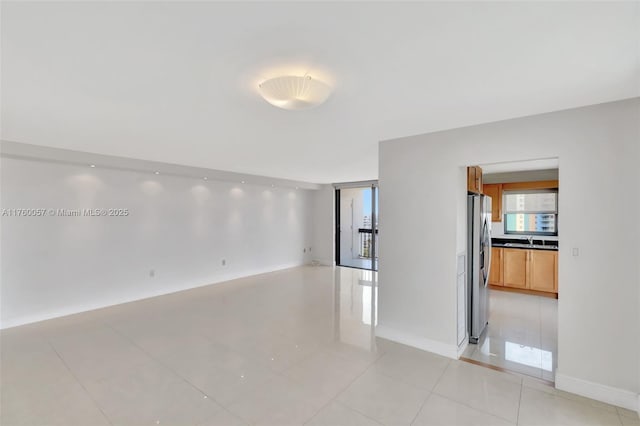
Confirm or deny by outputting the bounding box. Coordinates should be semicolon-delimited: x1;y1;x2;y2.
617;408;640;421
520;379;624;413
538;295;544;383
431;387;519;424
515;378;524;425
408;391;433;425
429;358;453;392
302;349;385;425
523;386;627;425
405;357;453;425
103;322;249;426
47;340;115;426
302;400;386;426
367;370;436;394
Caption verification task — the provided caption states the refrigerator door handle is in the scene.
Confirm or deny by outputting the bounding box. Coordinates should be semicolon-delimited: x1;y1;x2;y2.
482;218;491;287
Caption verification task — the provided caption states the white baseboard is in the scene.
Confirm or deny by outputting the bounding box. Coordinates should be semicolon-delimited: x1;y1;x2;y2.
376;324;458;359
0;262;304;330
457;338;469;358
555;372;640;412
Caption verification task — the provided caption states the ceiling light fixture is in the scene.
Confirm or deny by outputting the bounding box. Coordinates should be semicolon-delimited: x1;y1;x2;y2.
258;75;331;110
89;164;96;168
154;171;160;175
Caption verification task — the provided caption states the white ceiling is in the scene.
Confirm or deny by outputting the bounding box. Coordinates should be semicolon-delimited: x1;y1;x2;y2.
2;2;639;183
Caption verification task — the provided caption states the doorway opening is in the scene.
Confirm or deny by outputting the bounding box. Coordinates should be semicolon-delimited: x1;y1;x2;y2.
335;183;378;271
461;159;559;384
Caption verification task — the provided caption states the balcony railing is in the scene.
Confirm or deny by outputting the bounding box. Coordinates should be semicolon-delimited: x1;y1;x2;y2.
358;228;379;258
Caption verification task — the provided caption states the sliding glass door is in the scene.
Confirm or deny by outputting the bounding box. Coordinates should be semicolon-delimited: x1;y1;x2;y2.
335;184;378;271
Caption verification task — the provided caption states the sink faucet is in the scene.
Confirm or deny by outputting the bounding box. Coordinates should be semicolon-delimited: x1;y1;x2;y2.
527;236;534;245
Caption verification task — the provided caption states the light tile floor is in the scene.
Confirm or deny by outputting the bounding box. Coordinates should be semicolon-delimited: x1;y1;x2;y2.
1;266;637;425
462;290;558;381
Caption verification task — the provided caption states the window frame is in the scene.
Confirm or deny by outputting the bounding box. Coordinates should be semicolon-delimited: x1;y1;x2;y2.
503;189;559;236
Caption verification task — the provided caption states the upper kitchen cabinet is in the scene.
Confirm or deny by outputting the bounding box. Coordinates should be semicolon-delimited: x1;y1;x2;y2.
483;183;502;222
467;166;483;194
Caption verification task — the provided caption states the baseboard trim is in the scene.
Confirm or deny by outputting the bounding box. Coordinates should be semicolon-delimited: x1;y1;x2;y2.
555;372;640;412
457;339;469;358
375;324;458;359
0;262;305;330
312;258;335;266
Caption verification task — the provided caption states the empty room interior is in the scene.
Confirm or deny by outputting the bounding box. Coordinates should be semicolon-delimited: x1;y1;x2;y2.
1;2;640;426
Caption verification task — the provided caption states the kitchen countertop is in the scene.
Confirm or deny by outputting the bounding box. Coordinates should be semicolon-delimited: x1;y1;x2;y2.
492;237;559;251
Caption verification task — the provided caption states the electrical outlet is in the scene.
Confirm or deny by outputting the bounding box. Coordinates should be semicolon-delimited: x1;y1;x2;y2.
149;269;155;278
221;259;226;266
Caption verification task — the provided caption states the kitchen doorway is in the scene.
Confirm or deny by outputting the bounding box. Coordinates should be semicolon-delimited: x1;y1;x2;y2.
462;159;559;383
335;183;378;271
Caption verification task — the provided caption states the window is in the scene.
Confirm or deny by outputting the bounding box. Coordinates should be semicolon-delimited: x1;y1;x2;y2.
504;190;558;236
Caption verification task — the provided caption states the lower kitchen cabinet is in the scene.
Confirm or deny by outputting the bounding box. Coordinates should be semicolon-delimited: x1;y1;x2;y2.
495;247;558;295
529;250;557;292
503;248;528;289
489;247;503;286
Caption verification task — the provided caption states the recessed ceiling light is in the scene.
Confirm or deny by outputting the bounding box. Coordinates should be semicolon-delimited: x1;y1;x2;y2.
203;177;208;181
154;171;160;175
89;164;96;168
241;180;245;184
258;75;331;110
271;184;275;188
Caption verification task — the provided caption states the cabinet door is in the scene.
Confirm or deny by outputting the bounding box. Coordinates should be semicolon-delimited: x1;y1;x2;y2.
489;247;503;286
503;248;528;288
467;166;483;193
529;250;557;293
467;167;478;193
482;184;502;222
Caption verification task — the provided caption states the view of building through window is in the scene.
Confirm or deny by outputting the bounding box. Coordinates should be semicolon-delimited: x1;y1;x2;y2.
504;191;558;235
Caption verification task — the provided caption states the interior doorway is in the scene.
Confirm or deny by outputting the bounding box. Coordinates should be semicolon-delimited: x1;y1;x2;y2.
335;183;378;271
461;159;559;383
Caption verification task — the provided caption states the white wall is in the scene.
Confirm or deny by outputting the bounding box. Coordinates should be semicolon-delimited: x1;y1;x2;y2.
1;155;314;328
312;184;335;266
378;98;640;409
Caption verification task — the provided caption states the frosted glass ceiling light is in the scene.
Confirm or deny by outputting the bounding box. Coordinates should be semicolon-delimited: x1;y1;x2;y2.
258;75;331;110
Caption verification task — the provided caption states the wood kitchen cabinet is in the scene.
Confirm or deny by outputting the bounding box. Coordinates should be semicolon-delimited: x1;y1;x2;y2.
489;247;503;286
467;166;483;194
503;248;528;289
529;250;557;292
482;183;502;222
498;248;558;295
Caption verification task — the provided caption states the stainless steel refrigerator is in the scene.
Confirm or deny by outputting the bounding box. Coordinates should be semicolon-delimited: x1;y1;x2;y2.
468;194;492;344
